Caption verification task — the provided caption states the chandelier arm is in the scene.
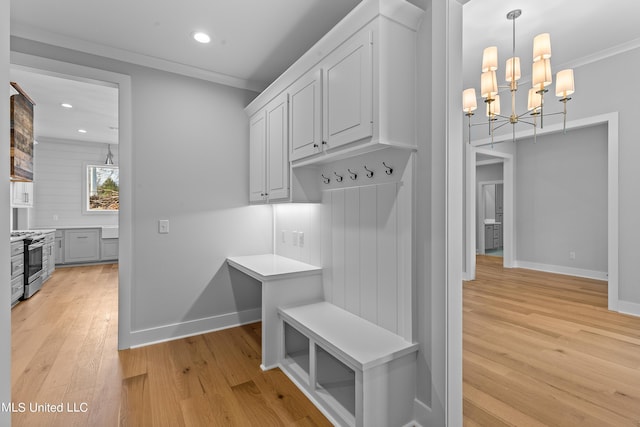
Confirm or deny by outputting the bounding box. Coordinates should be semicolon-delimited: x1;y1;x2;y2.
491;121;511;132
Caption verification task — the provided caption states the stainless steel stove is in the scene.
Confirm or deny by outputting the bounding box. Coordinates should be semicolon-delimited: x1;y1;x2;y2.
10;230;45;299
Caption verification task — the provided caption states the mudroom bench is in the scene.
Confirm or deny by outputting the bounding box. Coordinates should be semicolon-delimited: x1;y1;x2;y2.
278;301;418;427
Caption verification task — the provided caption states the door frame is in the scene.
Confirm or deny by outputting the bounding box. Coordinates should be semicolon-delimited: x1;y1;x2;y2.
10;52;133;349
463;112;619;312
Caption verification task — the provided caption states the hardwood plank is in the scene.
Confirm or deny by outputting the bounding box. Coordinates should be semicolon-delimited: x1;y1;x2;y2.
12;264;331;426
464;256;640;426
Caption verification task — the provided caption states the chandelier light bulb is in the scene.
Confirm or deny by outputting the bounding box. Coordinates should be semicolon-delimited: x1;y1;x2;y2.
505;57;521;82
480;71;498;98
555;69;575;98
533;33;551;62
481;46;498;72
527;88;542;111
532;58;552;90
462;88;478;113
486;95;501;117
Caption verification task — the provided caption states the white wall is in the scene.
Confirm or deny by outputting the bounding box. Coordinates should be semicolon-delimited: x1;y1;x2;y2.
1;0;12;423
10;37;274;346
33;140;119;228
273;203;322;266
515;124;608;274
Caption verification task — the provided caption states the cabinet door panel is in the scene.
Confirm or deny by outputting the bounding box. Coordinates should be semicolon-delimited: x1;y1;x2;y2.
323;30;373;150
65;229;100;262
289;69;322;161
266;94;289;200
249;113;267;203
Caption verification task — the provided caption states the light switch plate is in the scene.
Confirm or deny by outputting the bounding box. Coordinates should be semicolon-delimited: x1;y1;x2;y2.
298;232;304;247
159;219;170;234
292;231;298;246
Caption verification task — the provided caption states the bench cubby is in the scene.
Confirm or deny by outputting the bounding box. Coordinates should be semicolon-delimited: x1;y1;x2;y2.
278;301;418;427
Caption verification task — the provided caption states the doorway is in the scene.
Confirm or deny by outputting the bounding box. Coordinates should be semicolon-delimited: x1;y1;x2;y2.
10;52;133;349
464;114;620;311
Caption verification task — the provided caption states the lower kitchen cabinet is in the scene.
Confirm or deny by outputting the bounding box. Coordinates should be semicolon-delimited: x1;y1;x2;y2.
101;238;118;261
55;230;64;264
64;229;100;263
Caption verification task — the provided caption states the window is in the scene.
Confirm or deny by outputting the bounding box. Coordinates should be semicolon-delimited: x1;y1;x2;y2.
86;165;119;212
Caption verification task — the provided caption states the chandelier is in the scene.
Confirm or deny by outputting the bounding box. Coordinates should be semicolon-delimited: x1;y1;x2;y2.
462;9;575;144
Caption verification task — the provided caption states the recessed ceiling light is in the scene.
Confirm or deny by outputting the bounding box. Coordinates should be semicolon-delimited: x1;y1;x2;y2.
61;103;73;108
78;129;87;134
193;32;211;44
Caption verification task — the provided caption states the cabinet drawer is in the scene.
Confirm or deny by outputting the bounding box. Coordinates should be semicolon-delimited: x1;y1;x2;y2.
11;241;24;256
11;254;24;278
493;229;500;238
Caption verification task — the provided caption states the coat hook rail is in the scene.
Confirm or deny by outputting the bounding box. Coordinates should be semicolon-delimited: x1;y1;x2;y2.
382;162;393;175
364;165;374;178
334;171;344;182
348;168;358;180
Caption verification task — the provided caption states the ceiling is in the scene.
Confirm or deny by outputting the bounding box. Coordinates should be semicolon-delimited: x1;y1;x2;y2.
8;0;640;146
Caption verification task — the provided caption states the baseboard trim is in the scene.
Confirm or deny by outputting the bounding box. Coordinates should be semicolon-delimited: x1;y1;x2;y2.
413;398;430;427
618;300;640;317
128;308;262;348
514;260;608;281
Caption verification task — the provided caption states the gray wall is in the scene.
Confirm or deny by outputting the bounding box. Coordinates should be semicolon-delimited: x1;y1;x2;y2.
33;140;119;228
11;37;273;341
1;0;11;424
516;124;607;272
486;47;640;306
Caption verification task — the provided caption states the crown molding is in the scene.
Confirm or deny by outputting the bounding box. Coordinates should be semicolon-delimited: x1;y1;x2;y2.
10;22;267;93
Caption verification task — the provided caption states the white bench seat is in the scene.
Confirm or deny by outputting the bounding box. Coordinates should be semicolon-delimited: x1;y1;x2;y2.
278;301;418;427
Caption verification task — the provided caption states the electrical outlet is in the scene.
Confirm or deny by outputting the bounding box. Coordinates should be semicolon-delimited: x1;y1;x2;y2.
298;232;305;247
159;219;170;234
53;214;59;221
569;251;576;259
292;231;298;246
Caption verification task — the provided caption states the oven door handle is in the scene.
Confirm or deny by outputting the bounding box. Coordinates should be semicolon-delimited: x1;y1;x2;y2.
29;242;45;249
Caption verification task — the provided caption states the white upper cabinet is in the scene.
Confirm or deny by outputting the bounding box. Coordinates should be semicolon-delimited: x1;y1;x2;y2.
249;113;267;203
289;69;323;162
249;92;289;203
266;93;289;201
245;0;423;198
322;28;373;151
11;181;34;208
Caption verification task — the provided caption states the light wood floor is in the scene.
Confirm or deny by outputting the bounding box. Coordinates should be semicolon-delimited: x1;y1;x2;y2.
11;264;331;426
464;255;640;426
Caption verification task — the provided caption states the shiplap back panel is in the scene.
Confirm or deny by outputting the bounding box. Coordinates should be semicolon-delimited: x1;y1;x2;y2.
33;140;119;228
320;149;414;340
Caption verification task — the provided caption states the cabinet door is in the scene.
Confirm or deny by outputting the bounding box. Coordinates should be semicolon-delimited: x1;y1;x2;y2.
266;93;289;201
10;181;34;207
484;225;494;250
323;29;373;150
55;237;64;264
496;183;503;214
289;69;322;161
101;239;119;261
249;112;267;203
65;229;100;263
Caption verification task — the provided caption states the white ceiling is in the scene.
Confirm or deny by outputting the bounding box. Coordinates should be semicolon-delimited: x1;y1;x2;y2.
10;67;119;145
8;0;640;145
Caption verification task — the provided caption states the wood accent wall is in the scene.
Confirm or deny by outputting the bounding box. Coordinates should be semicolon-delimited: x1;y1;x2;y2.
320;149;414;341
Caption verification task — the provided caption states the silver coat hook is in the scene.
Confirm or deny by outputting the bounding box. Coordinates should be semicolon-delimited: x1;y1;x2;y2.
382;162;393;175
321;174;331;184
348;168;358;180
364;165;374;178
334;171;343;183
